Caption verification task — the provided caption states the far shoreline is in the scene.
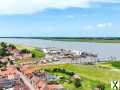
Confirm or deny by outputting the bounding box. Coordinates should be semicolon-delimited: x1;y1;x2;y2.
0;37;120;43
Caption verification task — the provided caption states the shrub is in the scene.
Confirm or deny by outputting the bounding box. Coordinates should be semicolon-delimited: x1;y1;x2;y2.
53;68;58;72
52;68;75;76
66;71;75;76
110;61;120;69
44;69;51;72
0;61;8;68
20;49;31;54
59;68;66;73
68;79;72;84
52;68;66;73
8;44;16;49
74;78;81;88
96;83;105;90
32;53;35;58
0;42;7;49
0;49;10;56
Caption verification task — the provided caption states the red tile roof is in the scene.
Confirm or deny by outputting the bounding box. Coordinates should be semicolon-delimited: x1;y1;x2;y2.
0;67;16;76
47;84;64;90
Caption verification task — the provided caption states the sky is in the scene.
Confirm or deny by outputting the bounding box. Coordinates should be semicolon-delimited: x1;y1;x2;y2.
0;0;120;37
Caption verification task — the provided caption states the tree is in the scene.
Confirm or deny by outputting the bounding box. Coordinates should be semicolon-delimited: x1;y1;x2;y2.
32;53;36;58
0;42;7;49
74;78;81;88
8;44;16;49
9;60;14;65
0;49;10;56
20;49;31;54
0;61;8;68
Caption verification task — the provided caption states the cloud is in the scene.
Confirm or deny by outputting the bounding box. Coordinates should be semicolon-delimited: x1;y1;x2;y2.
96;22;112;28
67;15;75;19
85;25;93;29
93;0;120;3
96;23;106;28
0;0;120;15
85;22;112;30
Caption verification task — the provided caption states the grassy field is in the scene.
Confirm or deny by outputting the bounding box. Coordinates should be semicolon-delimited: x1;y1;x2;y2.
31;49;45;58
16;44;34;50
98;61;120;69
108;61;120;69
39;64;120;90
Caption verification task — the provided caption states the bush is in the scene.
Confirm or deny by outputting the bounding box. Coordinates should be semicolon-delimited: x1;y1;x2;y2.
66;71;75;76
8;44;16;49
59;68;66;73
20;49;31;54
74;78;81;88
52;68;66;73
0;49;10;56
32;53;35;58
96;83;105;90
0;61;8;68
53;68;58;72
31;49;45;58
0;42;7;49
44;69;51;72
110;61;120;69
52;68;75;76
68;79;72;84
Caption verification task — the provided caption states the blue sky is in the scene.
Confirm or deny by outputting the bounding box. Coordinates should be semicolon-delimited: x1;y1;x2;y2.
0;0;120;37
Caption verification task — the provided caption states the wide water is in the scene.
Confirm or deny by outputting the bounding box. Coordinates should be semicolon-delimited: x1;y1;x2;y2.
0;38;120;60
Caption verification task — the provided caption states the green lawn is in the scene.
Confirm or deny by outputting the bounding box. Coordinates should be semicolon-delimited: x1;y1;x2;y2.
16;44;34;50
63;78;110;90
31;49;45;58
97;61;120;69
16;44;45;58
41;64;120;90
108;61;120;69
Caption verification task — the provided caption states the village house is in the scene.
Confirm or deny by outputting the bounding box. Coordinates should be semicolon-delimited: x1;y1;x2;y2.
21;66;64;90
0;66;19;89
31;75;64;90
0;66;17;79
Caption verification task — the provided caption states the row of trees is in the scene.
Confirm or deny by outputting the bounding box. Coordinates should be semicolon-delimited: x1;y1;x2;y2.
20;49;36;58
0;42;16;49
0;42;36;58
52;68;75;76
0;42;16;57
45;68;75;76
20;49;31;54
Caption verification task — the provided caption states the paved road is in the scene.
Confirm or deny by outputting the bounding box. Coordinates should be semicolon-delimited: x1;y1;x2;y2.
16;71;35;90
